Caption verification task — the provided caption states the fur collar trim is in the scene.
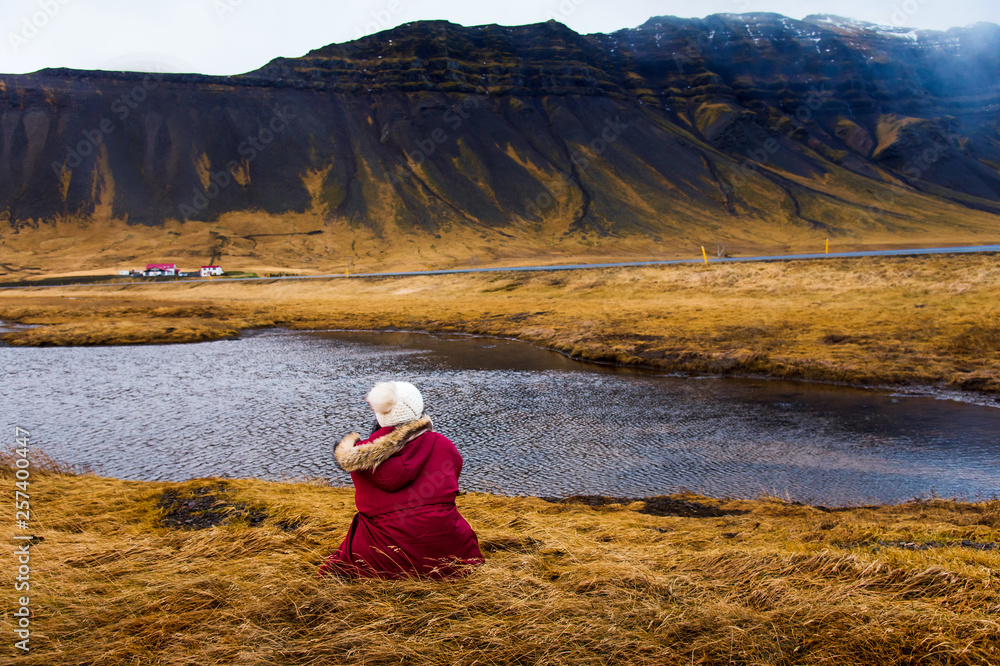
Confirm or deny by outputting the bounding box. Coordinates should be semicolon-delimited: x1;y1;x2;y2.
335;415;433;472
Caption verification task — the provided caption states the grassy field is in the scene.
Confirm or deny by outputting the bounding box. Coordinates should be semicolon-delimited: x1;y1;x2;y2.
3;454;998;665
2;254;999;395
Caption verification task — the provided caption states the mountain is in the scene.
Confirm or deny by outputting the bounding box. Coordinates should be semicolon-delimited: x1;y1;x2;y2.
1;13;999;275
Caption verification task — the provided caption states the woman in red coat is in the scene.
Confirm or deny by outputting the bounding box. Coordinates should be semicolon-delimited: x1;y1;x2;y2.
318;381;484;579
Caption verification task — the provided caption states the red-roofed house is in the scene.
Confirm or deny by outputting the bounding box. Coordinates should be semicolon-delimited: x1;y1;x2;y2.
145;263;177;276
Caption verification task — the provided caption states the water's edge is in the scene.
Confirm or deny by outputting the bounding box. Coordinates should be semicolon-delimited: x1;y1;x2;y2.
284;326;1000;409
4;317;998;406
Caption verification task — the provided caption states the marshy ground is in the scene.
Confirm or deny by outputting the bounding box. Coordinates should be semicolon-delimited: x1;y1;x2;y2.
2;254;999;395
3;454;997;665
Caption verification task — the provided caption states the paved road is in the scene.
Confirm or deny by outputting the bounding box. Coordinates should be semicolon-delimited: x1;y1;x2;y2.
3;244;999;289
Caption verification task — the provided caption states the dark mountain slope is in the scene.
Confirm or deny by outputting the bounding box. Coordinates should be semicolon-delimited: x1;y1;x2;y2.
0;14;998;274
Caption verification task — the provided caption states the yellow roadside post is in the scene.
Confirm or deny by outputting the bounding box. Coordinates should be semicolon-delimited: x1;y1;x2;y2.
826;238;829;254
701;246;708;264
346;268;349;278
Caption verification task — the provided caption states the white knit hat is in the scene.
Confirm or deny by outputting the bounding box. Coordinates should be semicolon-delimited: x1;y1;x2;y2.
366;381;424;428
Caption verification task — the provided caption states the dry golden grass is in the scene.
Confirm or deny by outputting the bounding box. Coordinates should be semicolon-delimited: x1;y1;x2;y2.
2;254;1000;394
2;454;998;665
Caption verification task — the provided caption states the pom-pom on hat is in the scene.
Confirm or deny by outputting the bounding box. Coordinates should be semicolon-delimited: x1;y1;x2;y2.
366;381;424;428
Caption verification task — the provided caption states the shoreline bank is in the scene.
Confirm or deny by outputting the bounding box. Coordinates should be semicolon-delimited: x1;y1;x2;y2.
1;254;998;396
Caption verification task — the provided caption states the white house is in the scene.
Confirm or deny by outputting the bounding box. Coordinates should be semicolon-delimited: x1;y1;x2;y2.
200;266;224;277
145;263;177;276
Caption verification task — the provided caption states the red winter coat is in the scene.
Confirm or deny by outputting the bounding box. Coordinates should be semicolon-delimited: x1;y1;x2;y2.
318;415;484;579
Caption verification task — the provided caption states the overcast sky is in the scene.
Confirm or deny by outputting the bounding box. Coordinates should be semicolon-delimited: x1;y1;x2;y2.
3;0;999;75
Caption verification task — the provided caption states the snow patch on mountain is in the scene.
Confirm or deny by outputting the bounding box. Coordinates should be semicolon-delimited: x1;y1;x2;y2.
804;14;924;41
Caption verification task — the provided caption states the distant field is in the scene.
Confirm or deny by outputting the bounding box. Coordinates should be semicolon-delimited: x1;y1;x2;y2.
2;253;998;395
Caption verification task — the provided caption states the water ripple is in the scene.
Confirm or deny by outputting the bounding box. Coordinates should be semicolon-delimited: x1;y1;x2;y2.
3;329;999;505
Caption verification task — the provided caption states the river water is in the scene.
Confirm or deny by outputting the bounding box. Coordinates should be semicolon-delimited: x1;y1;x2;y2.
3;329;999;505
